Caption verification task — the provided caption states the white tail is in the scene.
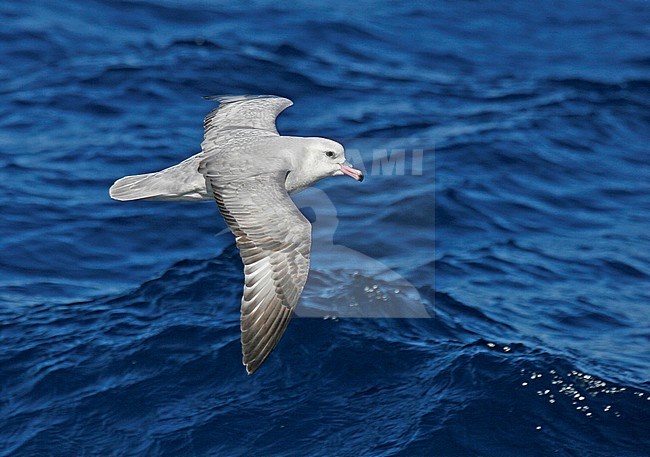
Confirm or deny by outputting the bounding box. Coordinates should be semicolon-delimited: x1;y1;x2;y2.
109;173;162;201
109;155;210;202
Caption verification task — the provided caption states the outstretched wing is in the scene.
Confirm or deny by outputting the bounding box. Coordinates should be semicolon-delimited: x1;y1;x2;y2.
201;95;293;151
207;171;311;374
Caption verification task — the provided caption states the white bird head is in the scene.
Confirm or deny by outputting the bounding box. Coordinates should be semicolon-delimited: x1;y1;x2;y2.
287;137;363;192
284;137;364;193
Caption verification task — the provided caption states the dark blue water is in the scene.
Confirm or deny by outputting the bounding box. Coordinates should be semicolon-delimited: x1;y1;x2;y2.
1;1;649;455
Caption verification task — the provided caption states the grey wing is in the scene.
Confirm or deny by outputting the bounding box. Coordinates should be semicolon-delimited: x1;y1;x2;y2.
201;95;293;151
208;172;311;374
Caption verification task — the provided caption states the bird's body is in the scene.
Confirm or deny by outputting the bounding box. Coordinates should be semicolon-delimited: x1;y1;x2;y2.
109;95;363;374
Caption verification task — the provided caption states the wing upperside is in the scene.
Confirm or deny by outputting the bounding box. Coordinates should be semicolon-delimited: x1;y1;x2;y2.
208;172;311;374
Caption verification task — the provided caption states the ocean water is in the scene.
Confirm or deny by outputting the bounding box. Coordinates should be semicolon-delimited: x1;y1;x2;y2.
1;0;649;455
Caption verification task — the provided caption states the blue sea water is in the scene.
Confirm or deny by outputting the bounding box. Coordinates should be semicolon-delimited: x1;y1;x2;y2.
1;0;649;455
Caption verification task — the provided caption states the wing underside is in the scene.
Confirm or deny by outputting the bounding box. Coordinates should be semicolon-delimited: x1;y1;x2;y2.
201;95;293;152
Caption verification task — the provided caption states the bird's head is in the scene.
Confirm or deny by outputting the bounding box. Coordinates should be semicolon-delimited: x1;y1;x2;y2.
304;138;364;182
283;137;364;193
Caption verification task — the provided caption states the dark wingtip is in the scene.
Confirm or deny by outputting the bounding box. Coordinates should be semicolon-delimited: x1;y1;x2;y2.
244;361;258;375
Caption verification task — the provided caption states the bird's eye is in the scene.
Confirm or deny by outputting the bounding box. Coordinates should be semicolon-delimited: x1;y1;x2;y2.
325;151;335;158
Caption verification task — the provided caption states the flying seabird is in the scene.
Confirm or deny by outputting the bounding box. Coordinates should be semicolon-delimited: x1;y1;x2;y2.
109;95;364;374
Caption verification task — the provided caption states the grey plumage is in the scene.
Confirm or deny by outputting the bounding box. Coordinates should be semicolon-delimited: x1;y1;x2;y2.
110;95;363;374
210;172;310;374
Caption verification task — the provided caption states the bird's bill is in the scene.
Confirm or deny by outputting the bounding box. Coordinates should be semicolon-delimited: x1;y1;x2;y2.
339;161;364;182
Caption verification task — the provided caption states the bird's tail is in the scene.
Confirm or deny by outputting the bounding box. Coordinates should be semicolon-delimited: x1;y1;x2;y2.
109;172;163;201
109;155;208;202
